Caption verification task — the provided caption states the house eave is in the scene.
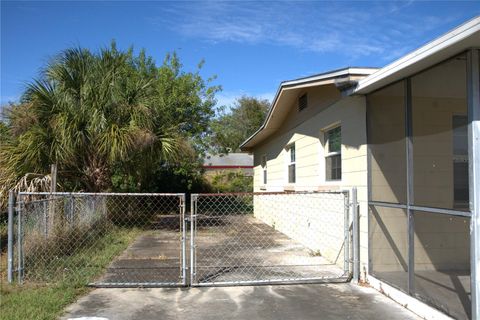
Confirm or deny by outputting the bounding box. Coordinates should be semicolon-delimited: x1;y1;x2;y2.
239;67;378;151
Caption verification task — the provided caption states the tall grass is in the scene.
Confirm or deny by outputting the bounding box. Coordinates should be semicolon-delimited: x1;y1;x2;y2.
22;218;112;284
0;194;178;319
0;226;140;320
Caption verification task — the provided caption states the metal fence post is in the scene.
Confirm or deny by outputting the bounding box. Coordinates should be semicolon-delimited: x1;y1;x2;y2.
190;194;197;285
17;196;24;284
180;194;186;286
352;187;360;283
7;190;15;283
343;191;350;274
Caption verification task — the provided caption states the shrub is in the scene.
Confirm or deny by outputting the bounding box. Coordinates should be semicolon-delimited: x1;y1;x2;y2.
207;170;253;193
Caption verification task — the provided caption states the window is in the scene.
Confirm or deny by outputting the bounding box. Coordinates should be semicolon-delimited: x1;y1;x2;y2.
325;126;341;181
261;155;267;185
287;144;296;183
298;93;308;112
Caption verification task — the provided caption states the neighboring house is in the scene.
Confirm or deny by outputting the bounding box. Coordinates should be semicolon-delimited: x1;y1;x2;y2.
241;16;480;320
202;153;254;178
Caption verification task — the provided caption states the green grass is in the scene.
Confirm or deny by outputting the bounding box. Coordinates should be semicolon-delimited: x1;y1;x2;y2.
0;227;141;320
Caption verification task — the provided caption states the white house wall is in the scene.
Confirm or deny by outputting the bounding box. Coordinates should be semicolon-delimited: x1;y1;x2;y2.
252;87;369;271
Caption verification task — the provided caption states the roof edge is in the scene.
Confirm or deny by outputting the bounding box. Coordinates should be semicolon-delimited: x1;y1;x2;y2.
239;67;377;151
282;67;378;87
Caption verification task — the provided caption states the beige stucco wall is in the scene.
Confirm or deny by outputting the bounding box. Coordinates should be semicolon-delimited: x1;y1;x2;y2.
250;71;470;283
368;54;470;277
369;206;470;274
370;98;470;273
367;81;406;205
412;97;466;209
369;206;408;274
251;85;370;272
411;55;470;272
253;192;347;267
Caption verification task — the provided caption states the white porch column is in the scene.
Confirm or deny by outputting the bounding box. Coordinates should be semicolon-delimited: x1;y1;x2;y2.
468;48;480;320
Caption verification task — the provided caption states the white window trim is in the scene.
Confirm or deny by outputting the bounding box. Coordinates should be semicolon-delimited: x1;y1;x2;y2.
285;143;296;186
325;149;341;158
261;154;267;188
320;123;343;185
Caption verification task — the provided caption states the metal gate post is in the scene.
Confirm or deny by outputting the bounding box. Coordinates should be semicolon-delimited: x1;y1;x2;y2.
351;187;360;283
190;194;197;285
7;190;15;283
180;194;187;286
343;191;350;275
17;195;24;284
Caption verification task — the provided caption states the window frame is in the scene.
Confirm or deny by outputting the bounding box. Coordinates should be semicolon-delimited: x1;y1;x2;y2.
325;126;342;181
286;144;296;184
261;154;267;186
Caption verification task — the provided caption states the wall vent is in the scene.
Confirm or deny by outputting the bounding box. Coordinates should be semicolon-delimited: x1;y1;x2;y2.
298;93;308;112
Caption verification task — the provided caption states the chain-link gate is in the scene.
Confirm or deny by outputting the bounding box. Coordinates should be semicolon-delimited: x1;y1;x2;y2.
190;191;353;286
10;192;186;287
7;190;357;288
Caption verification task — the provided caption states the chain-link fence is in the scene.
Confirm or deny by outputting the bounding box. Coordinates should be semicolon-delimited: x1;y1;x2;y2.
0;207;9;284
6;190;357;288
10;192;185;287
190;191;352;286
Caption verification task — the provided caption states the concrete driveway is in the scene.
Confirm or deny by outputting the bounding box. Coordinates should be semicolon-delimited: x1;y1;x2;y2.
192;215;345;284
61;283;420;320
96;214;345;285
95;215;346;286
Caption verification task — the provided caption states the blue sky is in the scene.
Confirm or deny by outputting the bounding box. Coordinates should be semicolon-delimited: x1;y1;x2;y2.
1;1;480;108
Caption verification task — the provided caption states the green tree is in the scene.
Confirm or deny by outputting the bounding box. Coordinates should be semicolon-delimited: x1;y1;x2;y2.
155;55;218;139
208;170;253;193
210;96;269;153
0;42;219;203
109;52;220;192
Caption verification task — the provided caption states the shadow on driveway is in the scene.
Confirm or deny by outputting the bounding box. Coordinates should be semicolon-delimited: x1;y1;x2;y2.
61;283;421;320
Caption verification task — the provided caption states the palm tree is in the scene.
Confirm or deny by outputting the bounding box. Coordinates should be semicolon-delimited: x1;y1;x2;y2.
0;43;180;194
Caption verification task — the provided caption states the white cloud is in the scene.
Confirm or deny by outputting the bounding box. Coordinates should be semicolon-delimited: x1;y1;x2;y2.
153;1;457;62
215;91;241;109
